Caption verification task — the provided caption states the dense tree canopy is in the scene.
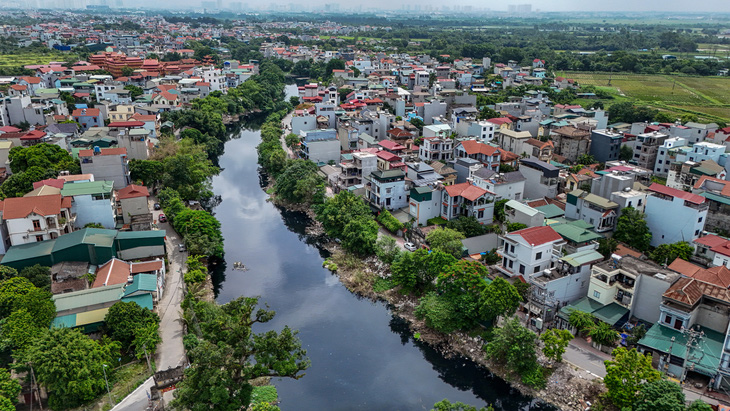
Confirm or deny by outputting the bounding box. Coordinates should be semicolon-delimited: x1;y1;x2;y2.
614;207;652;252
426;228;466;258
104;301;160;352
604;347;661;409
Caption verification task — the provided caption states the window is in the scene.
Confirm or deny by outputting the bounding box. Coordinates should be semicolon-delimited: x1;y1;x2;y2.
508;260;514;268
534;266;540;274
593;291;601;299
663;314;672;324
536;252;542;259
698;217;703;223
35;235;43;242
519;264;525;274
695;229;700;236
510;244;515;254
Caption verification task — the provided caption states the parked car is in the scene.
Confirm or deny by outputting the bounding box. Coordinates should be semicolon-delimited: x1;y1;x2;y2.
178;243;186;252
158;214;167;223
404;242;417;252
154;203;161;210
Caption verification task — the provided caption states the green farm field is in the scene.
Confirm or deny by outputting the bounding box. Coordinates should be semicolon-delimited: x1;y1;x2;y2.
0;53;78;70
558;72;730;121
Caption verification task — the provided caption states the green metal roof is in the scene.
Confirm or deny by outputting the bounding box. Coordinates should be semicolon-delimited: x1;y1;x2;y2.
700;191;730;206
60;181;113;196
123;274;157;296
115;230;166;240
558;296;605;320
639;324;724;377
592;302;629;326
52;313;77;328
0;240;55;265
121;293;154;310
52;283;124;312
692;166;721;176
551;222;602;244
562;249;604;267
53;228;116;251
535;204;564;219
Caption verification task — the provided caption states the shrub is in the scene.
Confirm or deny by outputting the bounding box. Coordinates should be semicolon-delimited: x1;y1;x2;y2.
414;292;458;334
377;210;403;233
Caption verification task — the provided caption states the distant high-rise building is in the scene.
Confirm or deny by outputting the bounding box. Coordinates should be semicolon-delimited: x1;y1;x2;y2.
509;4;532;13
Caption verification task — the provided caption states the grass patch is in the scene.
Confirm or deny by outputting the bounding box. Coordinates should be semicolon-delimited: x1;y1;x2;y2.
251;385;278;405
372;276;396;293
427;216;448;226
330;251;366;271
78;361;151;411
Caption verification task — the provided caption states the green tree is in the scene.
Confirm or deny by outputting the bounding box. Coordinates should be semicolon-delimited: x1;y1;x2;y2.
649;242;693;265
315;191;372;239
506;222;528;232
174;209;224;258
0;277;55;329
391;249;457;294
539;328;574;363
614;207;652;252
619;145;633;162
83;222;105;229
18;264;51;291
445;216;486;238
324;58;346;77
597;237;619;258
121;66;135;76
161;140;219;201
0;368;20;407
634;379;685;411
8;143;80;174
494;199;509;222
568;310;595;334
415;292;458;334
0;267;16;282
18;328;120;410
426;227;465;258
479;277;521;322
410;117;425;131
374;236;400;264
172;296;309;411
103;301;160;351
341;216;379;256
688;400;714;411
0;166;58;198
274;159;325;204
577;154;596;165
436;261;488;330
129;159;164;187
589;321;618;347
486;317;540;377
603;347;661;409
285;133;300;149
123;85;143;98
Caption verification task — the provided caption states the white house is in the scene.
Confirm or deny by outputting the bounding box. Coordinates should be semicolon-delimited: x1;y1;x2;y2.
1;194;73;248
440;182;495;224
497;225;565;278
419;137;453;162
117;184;152;231
644;183;708;247
365;169;408;210
565;189;619;233
468;167;526;201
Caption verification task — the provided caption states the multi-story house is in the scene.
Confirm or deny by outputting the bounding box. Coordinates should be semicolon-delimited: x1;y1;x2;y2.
565;189;619;233
497;225;565;278
59;180;116;229
72;108;104;132
336;152;377;193
454;140;501;170
468;167;526;201
419;137;453;162
117;184;152;231
684;122;718;144
409;185;442;226
1;194;74;249
693;176;730;234
589;129;623;163
635;131;669;171
299;129;340;165
519;158;559;200
440;182;495;224
526;249;604;323
496;129;532;155
79;147;131;190
365;169;408;210
644;183;708;247
523;139;553;163
551;126;591;163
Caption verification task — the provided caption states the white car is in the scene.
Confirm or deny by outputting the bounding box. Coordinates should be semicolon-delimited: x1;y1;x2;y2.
404;242;417;252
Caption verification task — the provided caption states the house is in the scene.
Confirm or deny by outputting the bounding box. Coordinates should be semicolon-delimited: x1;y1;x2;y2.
589;129;624;163
523;138;553;163
79;147;130;190
469;168;526;201
635;131;669;172
117;184;152;230
519;158;559;200
429;161;457;185
644;183;708;247
504;200;545;227
0;228;167;270
91;257;165;303
336;151;377;193
454;140;501;170
419;137;453;162
299;129;340;165
526;249;604;323
690;176;730;234
692;234;730;268
497;226;565;278
60;180;116;229
565;189;619;233
551;126;591;163
409;185;442;226
365;169;408;210
72;108;103;132
441;182;495;224
0;194;74;250
496;129;533;155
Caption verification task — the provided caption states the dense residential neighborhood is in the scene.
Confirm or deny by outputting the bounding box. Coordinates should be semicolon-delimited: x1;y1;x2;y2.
1;6;730;411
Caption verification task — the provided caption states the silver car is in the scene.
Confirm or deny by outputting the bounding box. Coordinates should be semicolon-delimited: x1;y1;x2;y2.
404;242;417;252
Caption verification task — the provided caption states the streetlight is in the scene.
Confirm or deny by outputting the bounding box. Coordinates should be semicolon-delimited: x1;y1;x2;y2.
102;364;114;406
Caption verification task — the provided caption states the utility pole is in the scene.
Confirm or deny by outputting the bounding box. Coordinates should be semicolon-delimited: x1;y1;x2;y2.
103;364;114;406
680;326;704;384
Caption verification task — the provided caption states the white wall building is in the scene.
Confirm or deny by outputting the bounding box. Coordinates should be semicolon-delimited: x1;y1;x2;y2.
497;226;565;278
644;183;708;247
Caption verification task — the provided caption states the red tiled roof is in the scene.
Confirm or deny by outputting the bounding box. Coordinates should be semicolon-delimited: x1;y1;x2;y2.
458;140;499;156
614;243;642;259
486;117;512;125
1;194;66;219
711;241;730;257
376;151;401;162
130;260;163;274
378;140;406;151
72;108;101;117
444;182;490;201
511;226;563;246
0;126;21;133
108;121;144;128
663;277;706;306
33;179;64;190
694;175;730;197
648;183;705;205
92;258;131;288
668;258;703;277
131;114;156;122
117;184;149;199
78;147;127;157
694;234;729;249
387;128;412;138
20;130;46;140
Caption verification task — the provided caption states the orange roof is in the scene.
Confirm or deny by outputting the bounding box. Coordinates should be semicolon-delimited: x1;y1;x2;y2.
444;182;490;201
130;114;156;122
72;108;101;117
458;140;499;156
92;258;131;288
694;234;729;249
648;183;705;205
130;260;163;274
117;184;149;199
511;226;563;246
58;174;93;182
79;147;127;157
1;194;67;219
668;258;703;277
613;243;642;259
694;175;730;197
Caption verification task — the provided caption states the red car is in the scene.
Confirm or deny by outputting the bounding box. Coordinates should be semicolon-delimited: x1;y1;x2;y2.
158;214;167;223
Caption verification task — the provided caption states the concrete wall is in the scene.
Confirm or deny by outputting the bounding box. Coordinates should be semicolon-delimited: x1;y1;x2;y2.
120;196;150;224
645;195;707;247
81;156;129;190
632;274;672;323
72;195;116;229
520;166;557;200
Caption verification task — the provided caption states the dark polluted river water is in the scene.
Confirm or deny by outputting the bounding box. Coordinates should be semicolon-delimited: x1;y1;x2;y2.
210;84;555;410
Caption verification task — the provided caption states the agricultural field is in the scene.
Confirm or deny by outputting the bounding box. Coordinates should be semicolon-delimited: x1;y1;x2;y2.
0;53;78;70
558;72;730;121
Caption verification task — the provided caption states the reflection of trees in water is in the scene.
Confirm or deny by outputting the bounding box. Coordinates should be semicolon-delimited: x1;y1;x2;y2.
278;207;331;260
209;258;227;298
387;315;555;411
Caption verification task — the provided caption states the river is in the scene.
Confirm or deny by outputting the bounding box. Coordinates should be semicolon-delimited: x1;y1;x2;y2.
210;85;554;410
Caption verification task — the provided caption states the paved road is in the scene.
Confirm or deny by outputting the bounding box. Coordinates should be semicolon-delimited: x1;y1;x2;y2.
113;201;187;411
563;341;609;378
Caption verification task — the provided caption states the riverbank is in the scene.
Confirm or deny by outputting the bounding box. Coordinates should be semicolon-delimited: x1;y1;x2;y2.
322;247;604;411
